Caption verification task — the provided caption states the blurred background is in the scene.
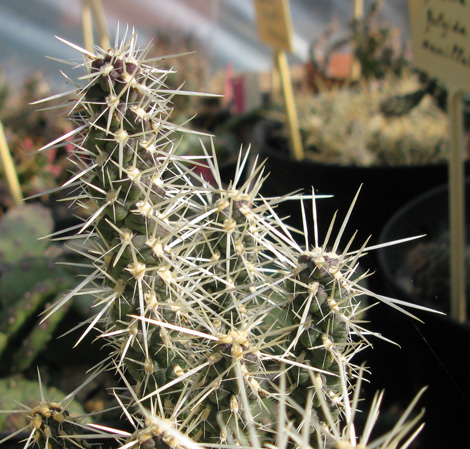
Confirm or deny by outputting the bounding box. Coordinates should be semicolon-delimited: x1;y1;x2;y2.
0;0;410;90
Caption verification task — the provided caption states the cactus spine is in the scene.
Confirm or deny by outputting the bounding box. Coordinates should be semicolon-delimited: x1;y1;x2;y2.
3;29;428;449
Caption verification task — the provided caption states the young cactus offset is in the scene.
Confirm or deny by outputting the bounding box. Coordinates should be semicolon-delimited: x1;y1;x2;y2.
9;29;429;449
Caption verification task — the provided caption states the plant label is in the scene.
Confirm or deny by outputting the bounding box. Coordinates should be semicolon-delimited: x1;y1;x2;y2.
409;0;468;321
409;0;470;91
254;0;293;52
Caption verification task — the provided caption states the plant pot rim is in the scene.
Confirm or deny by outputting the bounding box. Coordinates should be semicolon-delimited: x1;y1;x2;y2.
260;147;470;170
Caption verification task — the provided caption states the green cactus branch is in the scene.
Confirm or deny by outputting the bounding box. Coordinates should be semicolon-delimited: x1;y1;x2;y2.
0;29;430;449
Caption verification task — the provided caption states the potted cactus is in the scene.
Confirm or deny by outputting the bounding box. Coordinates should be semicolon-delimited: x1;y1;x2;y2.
0;29;433;449
253;0;466;250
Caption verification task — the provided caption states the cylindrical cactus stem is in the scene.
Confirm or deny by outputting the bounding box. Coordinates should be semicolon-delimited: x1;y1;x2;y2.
282;247;361;423
21;29;429;449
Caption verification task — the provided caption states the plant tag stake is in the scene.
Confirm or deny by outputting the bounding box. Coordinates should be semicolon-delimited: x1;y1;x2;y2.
409;0;469;322
350;0;364;80
81;0;110;52
254;0;304;160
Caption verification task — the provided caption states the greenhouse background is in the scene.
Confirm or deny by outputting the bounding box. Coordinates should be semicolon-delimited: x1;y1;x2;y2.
0;0;410;89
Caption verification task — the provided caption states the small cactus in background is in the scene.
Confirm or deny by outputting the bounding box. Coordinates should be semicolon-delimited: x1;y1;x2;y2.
1;29;429;449
295;73;450;166
0;375;97;449
406;232;470;313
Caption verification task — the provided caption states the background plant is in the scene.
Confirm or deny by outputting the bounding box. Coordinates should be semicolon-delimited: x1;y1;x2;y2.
308;0;410;83
0;29;430;449
0;201;111;439
295;72;451;166
0;72;75;214
403;232;470;314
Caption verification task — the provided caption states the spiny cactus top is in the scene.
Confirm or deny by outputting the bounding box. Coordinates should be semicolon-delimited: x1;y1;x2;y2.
12;29;429;449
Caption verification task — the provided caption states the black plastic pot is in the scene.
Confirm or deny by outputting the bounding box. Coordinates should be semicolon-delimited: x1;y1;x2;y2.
258;148;468;255
375;179;470;448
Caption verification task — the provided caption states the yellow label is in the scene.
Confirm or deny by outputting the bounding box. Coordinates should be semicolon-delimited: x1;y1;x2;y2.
254;0;293;52
409;0;470;90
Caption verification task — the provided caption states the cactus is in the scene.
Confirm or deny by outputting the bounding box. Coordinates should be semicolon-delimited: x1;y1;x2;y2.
309;0;410;83
0;279;71;374
0;204;90;376
0;376;95;449
0;377;86;434
1;29;430;449
0;203;52;266
295;72;449;166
